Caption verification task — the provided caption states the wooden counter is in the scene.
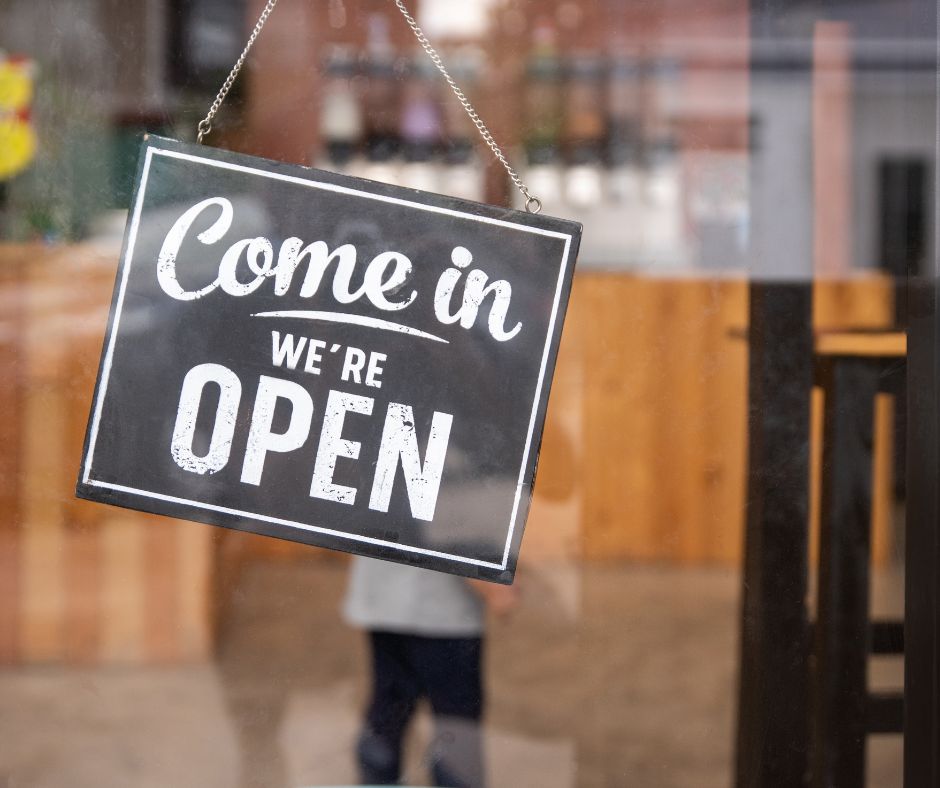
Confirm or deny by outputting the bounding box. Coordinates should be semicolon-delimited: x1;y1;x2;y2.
527;272;897;566
0;243;897;662
0;244;215;664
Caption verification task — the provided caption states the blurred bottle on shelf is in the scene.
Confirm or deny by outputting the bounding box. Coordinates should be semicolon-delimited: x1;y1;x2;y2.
562;53;605;207
316;46;363;175
606;52;642;199
441;47;484;202
398;53;442;192
641;57;685;268
686;150;749;270
521;17;563;207
643;136;682;266
605;51;644;259
360;12;402;184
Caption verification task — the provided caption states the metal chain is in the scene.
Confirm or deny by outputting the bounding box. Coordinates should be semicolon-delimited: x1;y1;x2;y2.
196;0;280;144
196;0;542;213
392;0;541;213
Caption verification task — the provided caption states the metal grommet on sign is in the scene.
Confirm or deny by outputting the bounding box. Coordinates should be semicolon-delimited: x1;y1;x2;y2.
525;196;542;215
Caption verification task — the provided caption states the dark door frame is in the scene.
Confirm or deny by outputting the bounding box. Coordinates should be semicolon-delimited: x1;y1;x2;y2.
738;1;938;786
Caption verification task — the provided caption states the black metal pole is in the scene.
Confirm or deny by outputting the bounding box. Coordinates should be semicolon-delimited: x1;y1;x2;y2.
735;283;814;788
735;3;816;785
904;0;940;781
905;253;940;784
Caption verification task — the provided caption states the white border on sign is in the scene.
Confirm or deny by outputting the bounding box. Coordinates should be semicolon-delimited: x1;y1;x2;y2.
82;145;574;571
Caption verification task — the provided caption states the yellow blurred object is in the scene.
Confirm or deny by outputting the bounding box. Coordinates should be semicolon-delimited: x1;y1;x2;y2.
0;56;37;181
0;59;34;110
0;120;36;181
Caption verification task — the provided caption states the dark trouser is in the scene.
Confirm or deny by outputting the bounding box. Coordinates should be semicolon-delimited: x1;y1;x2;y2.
357;631;485;788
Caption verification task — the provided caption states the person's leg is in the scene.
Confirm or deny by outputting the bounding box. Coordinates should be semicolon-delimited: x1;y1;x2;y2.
357;631;421;785
409;636;485;788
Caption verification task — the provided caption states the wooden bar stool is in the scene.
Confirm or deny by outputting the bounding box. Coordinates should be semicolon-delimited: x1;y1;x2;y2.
810;330;906;788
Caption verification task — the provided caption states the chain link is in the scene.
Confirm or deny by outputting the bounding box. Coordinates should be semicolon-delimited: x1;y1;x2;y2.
392;0;540;213
196;0;541;213
196;0;280;144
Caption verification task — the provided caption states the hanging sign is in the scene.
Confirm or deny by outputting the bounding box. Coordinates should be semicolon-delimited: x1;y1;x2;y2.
76;135;580;583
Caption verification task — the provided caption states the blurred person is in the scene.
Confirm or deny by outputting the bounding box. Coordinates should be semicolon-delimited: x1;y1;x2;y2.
343;557;518;787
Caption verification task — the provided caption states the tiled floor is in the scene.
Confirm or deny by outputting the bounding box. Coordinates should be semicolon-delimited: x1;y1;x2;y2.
0;560;903;787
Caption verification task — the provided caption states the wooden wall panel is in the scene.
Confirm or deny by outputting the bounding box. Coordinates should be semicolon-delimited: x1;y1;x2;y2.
100;514;145;662
573;274;750;564
0;244;216;665
577;276;659;560
701;280;750;562
561;273;893;566
523;282;584;562
19;255;69;661
0;250;26;662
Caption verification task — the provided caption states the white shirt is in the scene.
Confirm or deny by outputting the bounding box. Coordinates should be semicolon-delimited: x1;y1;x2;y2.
343;556;485;637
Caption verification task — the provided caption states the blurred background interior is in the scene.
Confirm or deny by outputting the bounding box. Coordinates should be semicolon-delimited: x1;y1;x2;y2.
0;0;934;786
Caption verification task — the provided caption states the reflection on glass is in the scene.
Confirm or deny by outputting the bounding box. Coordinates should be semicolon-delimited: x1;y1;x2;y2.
0;0;928;785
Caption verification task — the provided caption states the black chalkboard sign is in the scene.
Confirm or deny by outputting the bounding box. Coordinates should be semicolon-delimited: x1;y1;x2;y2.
76;135;580;583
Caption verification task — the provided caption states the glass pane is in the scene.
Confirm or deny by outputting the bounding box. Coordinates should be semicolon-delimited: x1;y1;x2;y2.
0;0;931;786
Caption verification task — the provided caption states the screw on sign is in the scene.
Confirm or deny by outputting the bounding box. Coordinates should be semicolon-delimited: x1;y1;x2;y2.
0;54;37;182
